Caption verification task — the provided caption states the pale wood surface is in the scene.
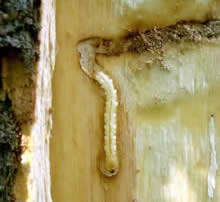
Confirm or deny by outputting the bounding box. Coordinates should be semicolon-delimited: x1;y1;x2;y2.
51;1;135;202
51;1;220;202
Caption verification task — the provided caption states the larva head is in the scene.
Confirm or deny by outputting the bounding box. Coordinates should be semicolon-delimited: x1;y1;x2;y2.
100;155;119;177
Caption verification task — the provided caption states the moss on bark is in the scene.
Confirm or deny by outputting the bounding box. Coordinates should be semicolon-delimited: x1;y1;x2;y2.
0;98;20;202
0;0;40;67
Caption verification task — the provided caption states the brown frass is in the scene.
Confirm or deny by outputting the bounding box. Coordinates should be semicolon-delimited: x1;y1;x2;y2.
95;20;220;56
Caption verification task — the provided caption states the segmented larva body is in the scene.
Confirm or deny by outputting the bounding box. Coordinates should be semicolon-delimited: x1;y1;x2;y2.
95;71;119;176
78;40;119;176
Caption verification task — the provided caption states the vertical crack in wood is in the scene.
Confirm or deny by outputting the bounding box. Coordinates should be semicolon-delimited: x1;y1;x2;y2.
208;114;218;198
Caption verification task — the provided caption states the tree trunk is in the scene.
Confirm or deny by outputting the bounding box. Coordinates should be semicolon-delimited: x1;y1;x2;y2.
51;1;220;202
2;1;220;202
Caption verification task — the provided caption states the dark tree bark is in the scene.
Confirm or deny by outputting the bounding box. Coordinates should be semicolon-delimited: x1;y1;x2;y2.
0;1;40;201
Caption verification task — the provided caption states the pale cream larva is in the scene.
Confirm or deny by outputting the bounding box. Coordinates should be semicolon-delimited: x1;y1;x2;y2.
78;40;119;176
95;71;119;176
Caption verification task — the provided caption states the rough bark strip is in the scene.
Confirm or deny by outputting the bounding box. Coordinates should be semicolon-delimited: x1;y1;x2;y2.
0;1;40;201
